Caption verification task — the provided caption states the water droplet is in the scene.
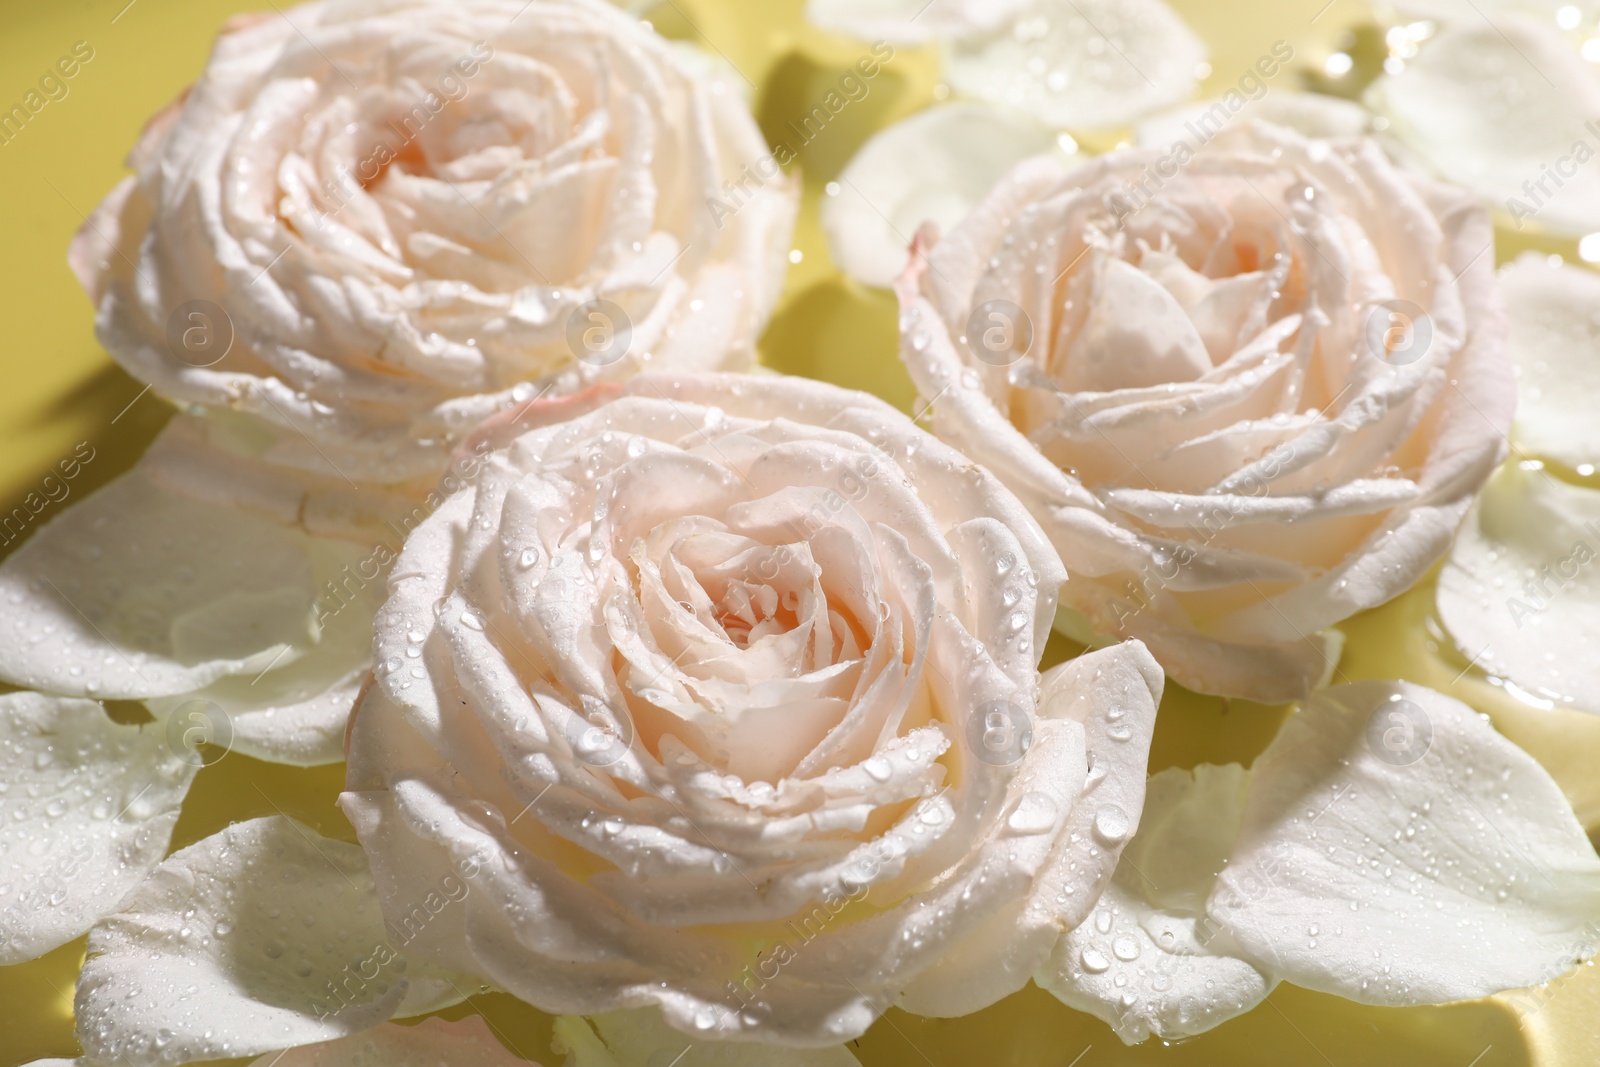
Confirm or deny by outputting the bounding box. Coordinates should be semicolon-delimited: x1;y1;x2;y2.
1094;806;1130;844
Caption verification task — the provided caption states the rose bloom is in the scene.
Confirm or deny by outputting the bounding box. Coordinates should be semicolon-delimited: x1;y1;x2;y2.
897;120;1511;702
69;0;796;484
340;372;1166;1045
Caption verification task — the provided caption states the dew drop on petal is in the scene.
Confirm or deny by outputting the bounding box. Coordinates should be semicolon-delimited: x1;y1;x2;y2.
1094;805;1130;844
1007;792;1057;835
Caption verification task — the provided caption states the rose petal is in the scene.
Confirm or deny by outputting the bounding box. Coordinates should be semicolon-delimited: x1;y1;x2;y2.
1366;16;1600;236
0;415;389;693
1051;678;1600;1040
805;0;1029;43
1030;641;1164;925
1058;253;1212;392
137;535;380;768
642;373;1066;642
1043;764;1274;1043
1497;255;1600;470
144;666;366;768
140;528;383;767
1390;0;1600;18
901;640;1163;1015
1137;91;1370;148
0;419;383;763
1436;462;1600;712
245;1017;534;1066
0;465;315;699
0;693;195;964
946;0;1207;131
826;710;1085;1017
554;1008;861;1065
1210;680;1600;1005
823;103;1071;288
76;816;469;1066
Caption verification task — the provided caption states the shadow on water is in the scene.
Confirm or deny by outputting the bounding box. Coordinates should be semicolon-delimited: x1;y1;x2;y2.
0;360;173;566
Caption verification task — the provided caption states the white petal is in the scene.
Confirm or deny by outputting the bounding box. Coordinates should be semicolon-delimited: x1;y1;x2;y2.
805;0;1028;43
141;539;382;767
1137;91;1370;148
0;693;195;964
947;0;1206;131
1059;254;1212;392
896;641;1161;1017
1389;0;1600;22
1366;17;1600;236
0;465;315;699
824;103;1071;287
1436;462;1600;712
554;1009;862;1065
1030;640;1164;927
76;816;468;1066
0;419;382;763
144;668;365;768
1498;255;1600;470
1210;680;1600;1005
1043;764;1274;1043
245;1017;528;1066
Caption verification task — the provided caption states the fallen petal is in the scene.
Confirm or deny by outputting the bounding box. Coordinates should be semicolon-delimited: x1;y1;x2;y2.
1210;680;1600;1005
824;103;1071;287
0;693;194;964
76;816;470;1066
947;0;1206;131
1437;462;1600;713
246;1016;534;1066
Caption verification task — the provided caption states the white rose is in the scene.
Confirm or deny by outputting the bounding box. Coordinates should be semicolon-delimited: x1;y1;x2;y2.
69;0;796;484
897;120;1512;702
340;372;1169;1045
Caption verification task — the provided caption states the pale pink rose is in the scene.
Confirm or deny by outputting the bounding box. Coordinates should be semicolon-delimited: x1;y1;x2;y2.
897;121;1512;702
341;372;1166;1046
69;0;795;484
